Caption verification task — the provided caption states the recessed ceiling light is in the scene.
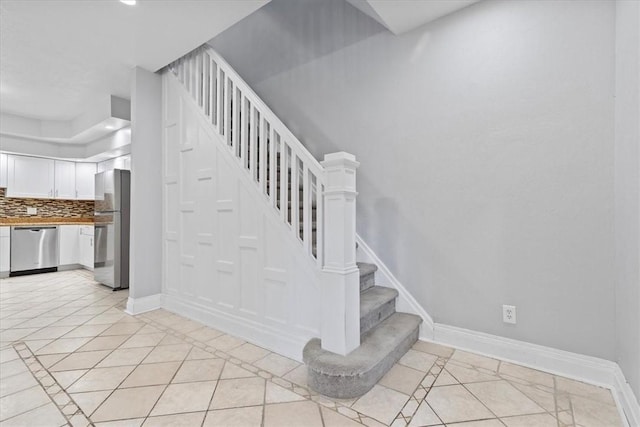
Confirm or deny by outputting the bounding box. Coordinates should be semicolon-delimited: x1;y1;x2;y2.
120;0;136;5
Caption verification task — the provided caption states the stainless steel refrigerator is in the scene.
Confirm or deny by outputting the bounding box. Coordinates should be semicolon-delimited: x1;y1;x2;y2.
94;169;130;290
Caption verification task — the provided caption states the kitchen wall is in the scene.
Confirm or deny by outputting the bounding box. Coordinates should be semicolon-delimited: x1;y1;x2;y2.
0;188;94;219
211;0;617;361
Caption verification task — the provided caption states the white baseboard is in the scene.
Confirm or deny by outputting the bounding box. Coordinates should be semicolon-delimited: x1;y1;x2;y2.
355;234;435;338
163;294;310;362
125;294;163;315
356;233;639;426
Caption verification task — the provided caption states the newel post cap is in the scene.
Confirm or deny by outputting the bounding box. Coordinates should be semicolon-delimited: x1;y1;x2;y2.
321;152;360;169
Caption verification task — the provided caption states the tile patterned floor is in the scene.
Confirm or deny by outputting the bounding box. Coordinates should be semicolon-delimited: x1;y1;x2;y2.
0;270;625;426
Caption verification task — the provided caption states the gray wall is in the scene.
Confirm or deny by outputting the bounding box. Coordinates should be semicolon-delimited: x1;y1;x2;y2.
614;0;640;399
129;67;162;299
211;0;617;360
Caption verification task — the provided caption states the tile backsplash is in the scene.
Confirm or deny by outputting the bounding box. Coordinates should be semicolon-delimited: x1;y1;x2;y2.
0;188;94;218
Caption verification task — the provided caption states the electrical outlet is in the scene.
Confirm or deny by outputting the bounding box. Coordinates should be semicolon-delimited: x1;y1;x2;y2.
26;207;37;215
503;305;516;324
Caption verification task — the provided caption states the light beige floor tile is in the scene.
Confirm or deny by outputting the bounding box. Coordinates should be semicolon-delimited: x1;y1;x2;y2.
0;348;19;364
76;335;129;352
120;333;166;349
207;334;245;351
50;349;111;371
509;382;556;412
185;326;223;342
450;350;500;372
14;316;63;329
499;362;554;387
412;341;455;358
219;362;258;380
157;335;183;346
398;350;438;372
0;385;51;421
0;371;38;398
254;353;300;377
143;411;206;426
36;353;67;368
448;420;503;426
466;380;544;417
264;400;323;427
151;381;217;416
136;324;162;335
1;401;67;427
96;347;154;368
203;406;263;427
172;358;224;383
51;369;88;388
67;365;135;393
352;385;409;425
501;412;558;426
142;343;192;364
84;314;126;326
94;419;144;427
0;328;39;342
63;324;112;338
70;390;111;416
186;347;216;360
210;377;265;409
0;358;29;378
282;364;308;387
444;360;501;384
265;381;306;404
570;394;623;427
35;337;92;355
100;322;144;336
433;368;459;386
407;401;441;426
24;325;76;340
556;377;616;405
120;361;181;388
55;315;95;327
228;343;270;363
379;363;424;395
91;385;165;422
321;406;363;427
24;339;54;352
425;385;494;424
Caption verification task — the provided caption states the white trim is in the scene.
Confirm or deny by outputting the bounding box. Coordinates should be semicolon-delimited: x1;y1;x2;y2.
125;294;163;315
163;294;310;362
356;234;435;338
356;233;639;426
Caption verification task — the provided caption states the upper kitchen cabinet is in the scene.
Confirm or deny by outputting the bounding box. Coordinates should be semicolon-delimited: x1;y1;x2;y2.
54;160;76;199
0;153;8;188
6;155;55;198
76;162;97;200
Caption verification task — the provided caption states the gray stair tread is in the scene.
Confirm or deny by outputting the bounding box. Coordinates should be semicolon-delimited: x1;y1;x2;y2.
303;312;422;375
357;262;377;277
360;286;398;317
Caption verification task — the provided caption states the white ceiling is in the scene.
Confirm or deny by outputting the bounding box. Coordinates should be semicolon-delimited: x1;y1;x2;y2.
0;0;269;123
347;0;480;35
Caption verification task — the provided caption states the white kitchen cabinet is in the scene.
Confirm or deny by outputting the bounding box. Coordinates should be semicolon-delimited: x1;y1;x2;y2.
0;153;8;188
58;225;80;266
54;160;76;199
6;155;55;198
79;226;94;270
0;227;9;276
75;163;97;200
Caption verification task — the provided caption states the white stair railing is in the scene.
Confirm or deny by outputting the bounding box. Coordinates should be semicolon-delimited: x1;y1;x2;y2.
168;46;360;355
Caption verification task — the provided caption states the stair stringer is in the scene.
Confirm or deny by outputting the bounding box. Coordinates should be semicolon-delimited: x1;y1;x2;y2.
161;70;322;362
355;234;435;340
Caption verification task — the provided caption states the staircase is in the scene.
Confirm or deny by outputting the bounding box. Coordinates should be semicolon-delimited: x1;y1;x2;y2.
304;262;422;398
168;45;422;399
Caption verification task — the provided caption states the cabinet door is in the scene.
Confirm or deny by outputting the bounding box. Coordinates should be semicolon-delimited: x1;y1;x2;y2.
6;155;54;198
79;233;94;269
75;163;97;200
54;160;76;199
59;225;79;266
0;153;8;188
0;227;9;273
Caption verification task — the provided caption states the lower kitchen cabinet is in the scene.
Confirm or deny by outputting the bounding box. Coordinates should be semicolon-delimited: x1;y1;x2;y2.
58;225;80;266
0;227;9;276
79;226;94;270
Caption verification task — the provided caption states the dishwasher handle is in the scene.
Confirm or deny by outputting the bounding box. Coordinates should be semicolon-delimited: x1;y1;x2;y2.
13;226;58;231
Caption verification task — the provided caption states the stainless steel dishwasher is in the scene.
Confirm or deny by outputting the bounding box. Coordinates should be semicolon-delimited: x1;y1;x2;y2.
10;226;58;276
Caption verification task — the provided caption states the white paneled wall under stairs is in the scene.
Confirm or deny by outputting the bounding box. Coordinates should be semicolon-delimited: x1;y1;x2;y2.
162;47;361;360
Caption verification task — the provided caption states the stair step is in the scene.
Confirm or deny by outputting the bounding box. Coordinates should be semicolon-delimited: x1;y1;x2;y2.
358;262;377;291
303;312;422;399
360;286;398;335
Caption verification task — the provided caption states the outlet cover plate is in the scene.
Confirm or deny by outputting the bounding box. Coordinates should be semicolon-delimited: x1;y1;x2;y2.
27;207;37;215
503;305;516;324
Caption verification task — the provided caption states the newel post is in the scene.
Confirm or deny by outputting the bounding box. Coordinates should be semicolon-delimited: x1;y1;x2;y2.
320;152;360;355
